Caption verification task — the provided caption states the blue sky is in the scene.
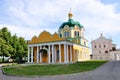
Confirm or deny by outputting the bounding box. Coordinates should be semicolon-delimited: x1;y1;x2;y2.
0;0;120;48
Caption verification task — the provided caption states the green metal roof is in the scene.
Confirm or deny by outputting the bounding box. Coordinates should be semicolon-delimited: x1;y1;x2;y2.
59;19;83;29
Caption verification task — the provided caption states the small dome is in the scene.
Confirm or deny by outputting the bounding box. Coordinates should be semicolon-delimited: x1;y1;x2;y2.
59;19;83;29
59;9;83;29
68;8;73;19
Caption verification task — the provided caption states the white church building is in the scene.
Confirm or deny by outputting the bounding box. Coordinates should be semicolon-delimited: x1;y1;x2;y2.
91;34;120;61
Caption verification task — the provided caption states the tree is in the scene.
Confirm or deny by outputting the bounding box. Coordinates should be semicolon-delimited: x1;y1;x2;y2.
0;38;10;62
11;35;28;63
11;34;18;58
1;27;12;44
0;27;27;63
19;37;28;58
0;27;13;60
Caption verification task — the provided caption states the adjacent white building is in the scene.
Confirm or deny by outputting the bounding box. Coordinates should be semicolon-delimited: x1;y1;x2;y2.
110;49;120;61
91;34;120;61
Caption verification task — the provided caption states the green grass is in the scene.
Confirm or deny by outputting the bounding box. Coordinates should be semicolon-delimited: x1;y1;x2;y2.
3;61;107;76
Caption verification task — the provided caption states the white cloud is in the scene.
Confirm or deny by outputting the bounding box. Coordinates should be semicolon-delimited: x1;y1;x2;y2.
0;0;120;47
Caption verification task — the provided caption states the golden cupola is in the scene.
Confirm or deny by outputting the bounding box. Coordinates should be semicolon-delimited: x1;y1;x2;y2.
68;8;73;19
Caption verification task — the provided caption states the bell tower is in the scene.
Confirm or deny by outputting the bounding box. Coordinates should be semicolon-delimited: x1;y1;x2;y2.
58;9;88;47
59;9;84;38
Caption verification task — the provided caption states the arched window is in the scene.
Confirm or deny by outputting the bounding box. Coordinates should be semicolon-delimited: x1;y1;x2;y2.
64;32;67;37
74;31;79;37
104;45;106;48
39;49;48;57
60;34;62;37
67;31;69;37
112;47;116;51
105;51;108;53
95;46;96;48
64;31;69;37
74;31;77;36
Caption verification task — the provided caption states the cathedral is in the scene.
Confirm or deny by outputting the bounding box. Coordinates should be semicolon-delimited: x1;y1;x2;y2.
27;10;90;64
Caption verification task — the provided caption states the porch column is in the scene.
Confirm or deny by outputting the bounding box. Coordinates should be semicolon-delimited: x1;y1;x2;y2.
70;45;72;62
54;46;56;62
27;46;30;63
37;46;39;63
64;44;67;63
48;45;51;63
66;44;68;62
40;46;42;63
59;44;61;63
74;50;75;61
52;44;54;63
31;46;33;63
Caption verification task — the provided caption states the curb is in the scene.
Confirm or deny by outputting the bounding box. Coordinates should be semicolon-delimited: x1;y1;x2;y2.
1;67;90;78
1;61;108;78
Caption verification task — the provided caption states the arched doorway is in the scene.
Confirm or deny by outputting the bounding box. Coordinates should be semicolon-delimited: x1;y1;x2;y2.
39;49;48;63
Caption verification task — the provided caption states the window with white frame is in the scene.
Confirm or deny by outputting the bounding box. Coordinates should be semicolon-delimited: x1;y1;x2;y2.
74;31;79;37
64;31;69;37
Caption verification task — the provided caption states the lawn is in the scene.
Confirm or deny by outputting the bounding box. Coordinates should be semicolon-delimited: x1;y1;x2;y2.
2;61;107;76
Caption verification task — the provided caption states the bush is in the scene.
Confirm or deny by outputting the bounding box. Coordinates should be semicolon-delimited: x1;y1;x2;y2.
13;57;27;64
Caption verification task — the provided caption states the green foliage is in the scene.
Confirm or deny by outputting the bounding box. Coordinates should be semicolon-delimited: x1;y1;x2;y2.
3;61;107;76
0;27;28;63
0;38;10;62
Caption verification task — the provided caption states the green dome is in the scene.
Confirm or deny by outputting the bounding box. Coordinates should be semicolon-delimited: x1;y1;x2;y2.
59;19;83;29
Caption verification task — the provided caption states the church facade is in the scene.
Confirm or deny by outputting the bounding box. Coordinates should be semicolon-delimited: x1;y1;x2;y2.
27;10;90;64
91;34;120;61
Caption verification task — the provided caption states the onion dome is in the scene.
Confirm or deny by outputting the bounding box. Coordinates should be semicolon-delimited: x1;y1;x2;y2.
59;9;83;29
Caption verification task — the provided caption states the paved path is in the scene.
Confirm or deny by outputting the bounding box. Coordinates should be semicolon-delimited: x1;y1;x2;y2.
0;61;120;80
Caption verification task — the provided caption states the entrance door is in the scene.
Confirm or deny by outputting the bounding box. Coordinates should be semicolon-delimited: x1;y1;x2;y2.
39;49;48;63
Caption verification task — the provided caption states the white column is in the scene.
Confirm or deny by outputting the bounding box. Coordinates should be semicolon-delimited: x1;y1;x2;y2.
59;44;61;63
70;45;72;62
74;50;76;61
31;46;33;63
40;46;42;63
28;46;30;63
37;46;39;63
52;45;54;63
54;46;56;62
64;44;67;63
48;45;51;63
66;44;68;62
